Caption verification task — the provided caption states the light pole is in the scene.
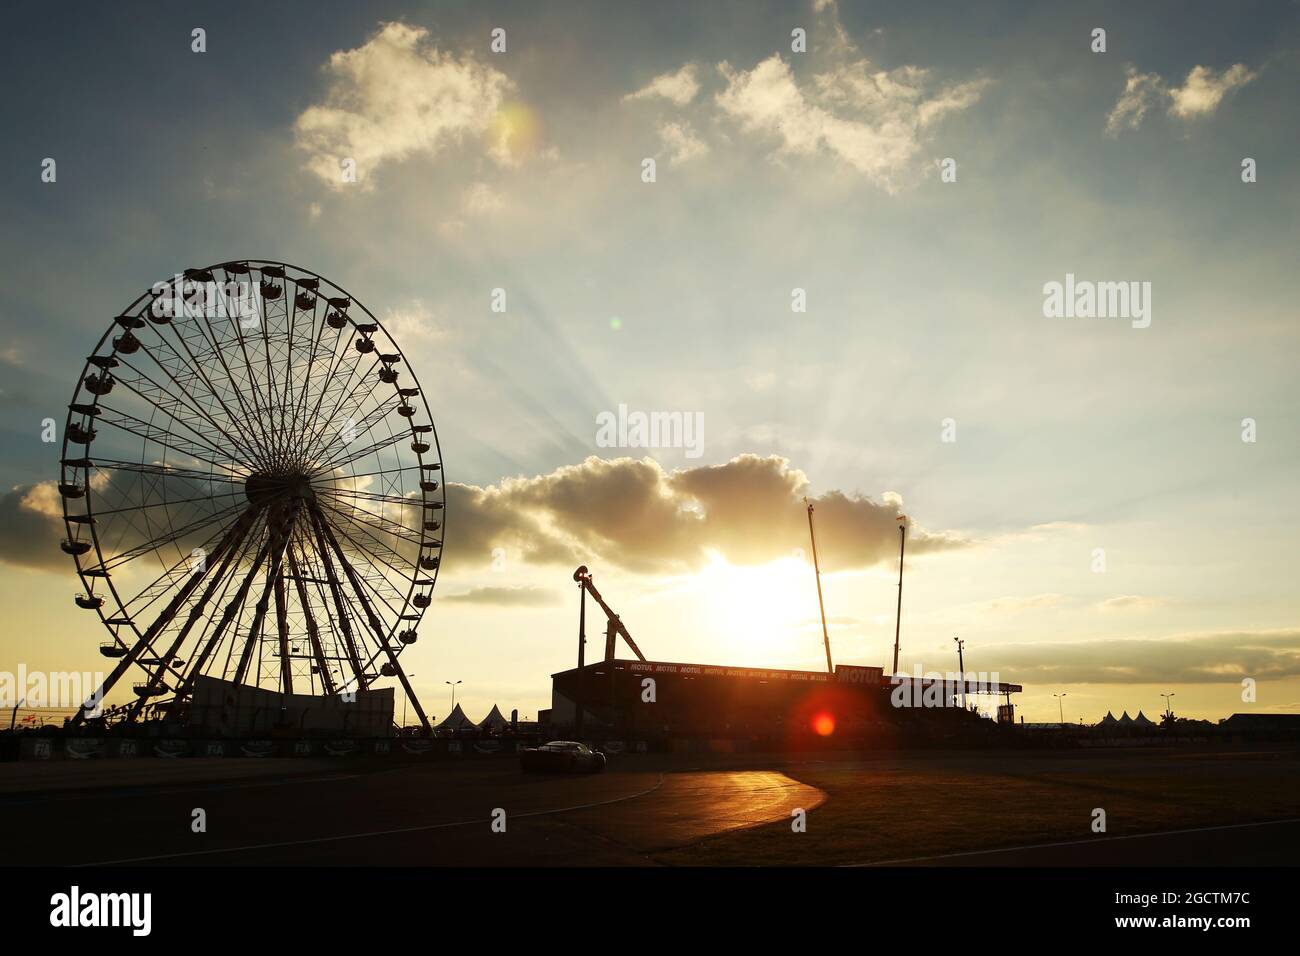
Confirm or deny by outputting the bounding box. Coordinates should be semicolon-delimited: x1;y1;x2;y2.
953;636;967;710
804;499;834;674
891;516;907;675
445;680;461;711
575;566;589;736
1161;693;1175;721
1053;693;1067;728
401;673;415;730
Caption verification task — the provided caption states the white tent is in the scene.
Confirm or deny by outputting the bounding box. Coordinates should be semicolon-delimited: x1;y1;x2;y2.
435;703;476;731
478;705;509;732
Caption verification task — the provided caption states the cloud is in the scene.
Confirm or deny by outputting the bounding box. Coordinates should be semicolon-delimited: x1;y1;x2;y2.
294;22;512;188
1097;595;1169;612
713;4;984;190
1106;63;1256;135
658;121;709;164
462;181;504;215
1168;64;1257;118
0;483;68;572
0;466;275;575
381;300;449;345
442;586;562;607
1105;67;1164;134
444;453;967;575
978;593;1069;615
985;628;1300;685
624;64;700;105
8;454;966;589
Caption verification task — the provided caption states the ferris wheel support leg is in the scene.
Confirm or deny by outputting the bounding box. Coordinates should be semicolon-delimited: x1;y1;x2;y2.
124;509;260;722
170;518;278;707
233;501;299;687
69;506;259;727
308;501;433;736
286;540;336;695
273;563;293;694
307;511;368;691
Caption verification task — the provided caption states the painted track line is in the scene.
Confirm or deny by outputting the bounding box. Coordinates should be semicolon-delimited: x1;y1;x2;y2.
847;815;1300;866
75;772;665;866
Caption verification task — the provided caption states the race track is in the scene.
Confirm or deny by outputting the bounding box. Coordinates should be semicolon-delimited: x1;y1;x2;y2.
0;757;825;866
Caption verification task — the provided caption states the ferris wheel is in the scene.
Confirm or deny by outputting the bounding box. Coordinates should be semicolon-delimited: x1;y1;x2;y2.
58;260;443;730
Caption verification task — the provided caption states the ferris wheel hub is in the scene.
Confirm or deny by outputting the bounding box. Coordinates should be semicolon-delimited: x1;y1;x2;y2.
244;471;316;506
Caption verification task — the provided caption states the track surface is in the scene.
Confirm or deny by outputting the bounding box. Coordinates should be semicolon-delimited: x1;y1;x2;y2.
0;757;823;866
4;747;1297;866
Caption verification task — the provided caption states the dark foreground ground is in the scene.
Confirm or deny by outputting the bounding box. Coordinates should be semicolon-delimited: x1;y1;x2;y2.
1;745;1297;866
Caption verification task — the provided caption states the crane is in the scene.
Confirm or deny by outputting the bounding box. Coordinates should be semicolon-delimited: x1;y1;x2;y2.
573;565;646;663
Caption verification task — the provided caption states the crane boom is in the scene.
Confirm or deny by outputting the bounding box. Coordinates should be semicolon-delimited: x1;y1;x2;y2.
572;566;646;661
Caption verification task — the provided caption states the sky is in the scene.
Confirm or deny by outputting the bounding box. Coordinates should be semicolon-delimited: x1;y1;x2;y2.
1;0;1298;724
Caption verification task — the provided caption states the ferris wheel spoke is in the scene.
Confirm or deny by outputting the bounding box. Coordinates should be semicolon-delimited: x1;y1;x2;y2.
315;491;423;546
97;497;250;573
92;507;256;665
313;487;427;510
313;518;420;610
314;488;423;540
223;299;283;466
278;278;314;465
291;302;369;466
144;318;279;472
316;537;412;634
309;500;431;731
259;291;302;471
181;281;285;471
298;350;384;467
87;458;247;487
125;508;262;716
295;327;352;460
287;312;334;462
105;355;263;469
115;339;269;471
312;423;407;475
93;405;249;475
70;506;260;725
302;396;390;472
88;488;244;520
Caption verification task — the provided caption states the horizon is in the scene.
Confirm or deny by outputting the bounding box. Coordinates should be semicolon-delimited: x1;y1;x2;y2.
2;0;1298;726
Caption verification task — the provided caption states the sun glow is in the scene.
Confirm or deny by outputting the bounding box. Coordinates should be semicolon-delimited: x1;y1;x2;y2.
691;555;825;666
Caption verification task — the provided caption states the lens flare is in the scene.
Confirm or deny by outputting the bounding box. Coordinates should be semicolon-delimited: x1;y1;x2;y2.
490;103;541;163
812;711;836;736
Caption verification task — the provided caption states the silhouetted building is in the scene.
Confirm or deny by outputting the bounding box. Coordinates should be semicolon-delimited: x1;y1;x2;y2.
549;659;1021;743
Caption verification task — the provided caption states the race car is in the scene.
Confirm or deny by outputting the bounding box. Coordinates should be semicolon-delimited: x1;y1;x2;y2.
519;740;607;774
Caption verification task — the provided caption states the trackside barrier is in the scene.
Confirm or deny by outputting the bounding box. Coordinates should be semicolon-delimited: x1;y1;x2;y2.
3;736;654;761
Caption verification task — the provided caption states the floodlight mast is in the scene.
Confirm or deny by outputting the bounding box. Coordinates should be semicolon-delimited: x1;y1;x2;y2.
804;499;834;674
891;515;908;676
573;566;646;663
